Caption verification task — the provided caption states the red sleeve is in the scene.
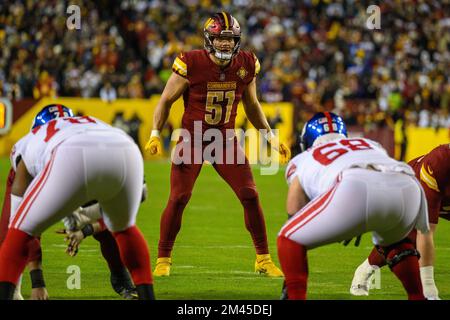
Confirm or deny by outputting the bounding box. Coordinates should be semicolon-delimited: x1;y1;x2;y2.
416;145;450;224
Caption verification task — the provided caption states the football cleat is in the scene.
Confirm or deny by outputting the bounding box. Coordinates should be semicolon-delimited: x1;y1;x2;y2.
153;257;172;277
255;254;284;277
350;260;377;296
280;281;288;300
118;287;138;300
110;269;137;300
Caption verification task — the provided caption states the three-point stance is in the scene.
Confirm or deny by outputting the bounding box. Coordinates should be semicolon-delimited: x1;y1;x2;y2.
350;144;450;299
277;112;429;300
0;105;154;300
145;12;290;277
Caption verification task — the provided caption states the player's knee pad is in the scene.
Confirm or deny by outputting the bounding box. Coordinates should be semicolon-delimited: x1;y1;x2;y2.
238;187;258;202
376;238;420;269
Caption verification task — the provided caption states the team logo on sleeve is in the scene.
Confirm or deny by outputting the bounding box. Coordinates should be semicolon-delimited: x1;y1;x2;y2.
286;164;297;180
237;67;248;79
420;164;439;192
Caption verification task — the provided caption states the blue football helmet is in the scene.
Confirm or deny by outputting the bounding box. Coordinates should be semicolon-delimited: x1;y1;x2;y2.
300;112;347;151
31;104;74;129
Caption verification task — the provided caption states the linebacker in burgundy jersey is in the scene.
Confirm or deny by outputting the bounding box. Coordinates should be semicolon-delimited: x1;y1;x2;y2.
145;12;291;277
351;144;450;299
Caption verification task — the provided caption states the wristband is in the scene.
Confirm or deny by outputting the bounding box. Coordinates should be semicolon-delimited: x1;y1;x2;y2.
30;269;46;288
81;224;95;238
151;130;160;138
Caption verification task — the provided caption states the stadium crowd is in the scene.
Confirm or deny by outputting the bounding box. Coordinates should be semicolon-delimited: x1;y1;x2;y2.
0;0;449;130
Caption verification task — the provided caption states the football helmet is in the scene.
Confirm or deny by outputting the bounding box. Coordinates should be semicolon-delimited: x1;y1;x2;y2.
31;104;74;129
300;112;347;151
204;12;241;61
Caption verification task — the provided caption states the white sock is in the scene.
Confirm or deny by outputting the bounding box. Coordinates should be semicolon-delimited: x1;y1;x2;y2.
420;266;439;298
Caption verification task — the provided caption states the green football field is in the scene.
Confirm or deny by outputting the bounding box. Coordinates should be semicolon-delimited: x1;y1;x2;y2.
0;157;449;300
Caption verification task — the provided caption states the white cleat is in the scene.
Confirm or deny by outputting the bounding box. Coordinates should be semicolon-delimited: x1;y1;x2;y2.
350;259;377;296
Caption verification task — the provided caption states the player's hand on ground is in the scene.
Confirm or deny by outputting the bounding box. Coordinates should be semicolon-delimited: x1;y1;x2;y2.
30;287;49;300
145;136;163;156
57;229;84;256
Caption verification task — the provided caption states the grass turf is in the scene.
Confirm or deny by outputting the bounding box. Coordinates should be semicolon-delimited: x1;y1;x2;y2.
0;157;448;300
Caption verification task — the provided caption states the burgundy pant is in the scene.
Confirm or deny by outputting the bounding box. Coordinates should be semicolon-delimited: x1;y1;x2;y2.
158;137;269;257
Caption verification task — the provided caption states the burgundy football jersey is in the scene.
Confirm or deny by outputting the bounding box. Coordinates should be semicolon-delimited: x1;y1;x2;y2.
408;144;450;224
172;49;260;134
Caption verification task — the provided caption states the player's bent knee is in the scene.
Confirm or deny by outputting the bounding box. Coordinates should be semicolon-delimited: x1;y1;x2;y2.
238;187;258;202
169;192;192;206
377;239;420;269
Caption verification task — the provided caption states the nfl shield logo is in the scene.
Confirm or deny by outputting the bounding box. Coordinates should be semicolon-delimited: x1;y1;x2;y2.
220;73;226;81
237;67;248;79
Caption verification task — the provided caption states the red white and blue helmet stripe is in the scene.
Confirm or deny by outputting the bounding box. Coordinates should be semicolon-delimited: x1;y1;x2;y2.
300;112;347;151
31;104;74;129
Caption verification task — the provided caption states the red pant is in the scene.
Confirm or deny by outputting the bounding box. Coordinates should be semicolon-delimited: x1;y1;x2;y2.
0;168;41;263
158;137;269;257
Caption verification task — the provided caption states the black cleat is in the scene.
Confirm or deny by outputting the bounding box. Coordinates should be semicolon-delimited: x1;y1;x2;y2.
280;281;288;300
110;269;137;300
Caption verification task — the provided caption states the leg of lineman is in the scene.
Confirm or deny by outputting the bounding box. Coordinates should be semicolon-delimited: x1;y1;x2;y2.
93;230;137;299
350;229;416;296
213;138;283;277
154;162;203;276
0;169;47;300
277;169;425;300
0;136;154;300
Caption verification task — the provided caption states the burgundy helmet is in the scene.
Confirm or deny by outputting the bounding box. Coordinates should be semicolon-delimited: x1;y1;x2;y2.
204;12;241;60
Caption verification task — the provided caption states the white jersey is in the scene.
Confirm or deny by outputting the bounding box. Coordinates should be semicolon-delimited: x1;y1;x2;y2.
10;134;30;172
10;116;131;177
285;137;415;200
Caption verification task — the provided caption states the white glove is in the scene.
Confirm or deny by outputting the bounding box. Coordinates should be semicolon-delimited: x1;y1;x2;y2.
420;266;440;300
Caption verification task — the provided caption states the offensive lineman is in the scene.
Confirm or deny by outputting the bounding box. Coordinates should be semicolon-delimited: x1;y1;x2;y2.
351;144;450;299
0;105;154;299
278;112;429;300
145;12;290;277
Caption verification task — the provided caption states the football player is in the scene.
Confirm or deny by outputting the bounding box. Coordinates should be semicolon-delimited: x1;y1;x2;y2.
145;12;290;277
0;105;154;300
350;144;450;300
278;112;428;300
1;169;48;300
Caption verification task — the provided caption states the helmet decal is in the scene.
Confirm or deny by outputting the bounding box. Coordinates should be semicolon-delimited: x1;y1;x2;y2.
300;112;348;151
31;104;74;130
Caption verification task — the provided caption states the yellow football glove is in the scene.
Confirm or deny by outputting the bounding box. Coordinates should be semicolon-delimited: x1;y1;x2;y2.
145;131;163;156
278;142;291;165
267;132;291;165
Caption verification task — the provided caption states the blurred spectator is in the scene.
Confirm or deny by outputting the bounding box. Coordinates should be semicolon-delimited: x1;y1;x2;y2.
0;0;447;131
33;71;57;99
100;81;117;103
